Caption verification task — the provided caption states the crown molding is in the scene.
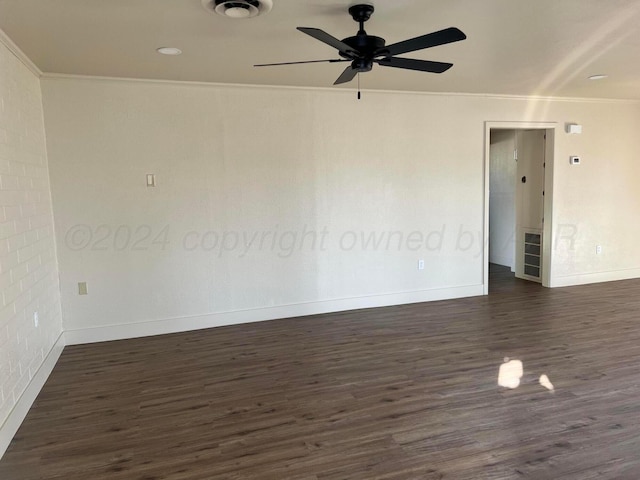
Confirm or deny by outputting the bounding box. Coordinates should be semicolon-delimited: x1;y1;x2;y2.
41;72;639;105
0;27;42;77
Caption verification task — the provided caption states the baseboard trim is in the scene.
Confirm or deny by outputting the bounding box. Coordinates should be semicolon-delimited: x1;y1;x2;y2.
489;257;513;270
65;284;484;345
0;333;66;459
551;268;640;287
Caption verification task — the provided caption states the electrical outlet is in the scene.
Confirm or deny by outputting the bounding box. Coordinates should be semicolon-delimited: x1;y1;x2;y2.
418;259;425;271
596;245;602;255
33;312;39;328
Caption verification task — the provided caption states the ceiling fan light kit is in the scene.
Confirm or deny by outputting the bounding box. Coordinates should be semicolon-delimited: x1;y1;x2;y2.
202;0;273;19
254;3;466;91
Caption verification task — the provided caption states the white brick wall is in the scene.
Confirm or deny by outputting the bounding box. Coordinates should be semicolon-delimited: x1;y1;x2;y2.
0;40;63;428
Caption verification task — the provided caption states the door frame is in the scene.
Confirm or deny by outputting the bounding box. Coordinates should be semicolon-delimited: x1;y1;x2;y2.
483;121;557;294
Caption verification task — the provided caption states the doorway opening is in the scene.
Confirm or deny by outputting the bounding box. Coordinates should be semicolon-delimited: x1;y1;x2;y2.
483;122;556;294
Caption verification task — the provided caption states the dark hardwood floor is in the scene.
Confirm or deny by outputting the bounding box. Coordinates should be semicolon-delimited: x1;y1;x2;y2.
3;265;640;479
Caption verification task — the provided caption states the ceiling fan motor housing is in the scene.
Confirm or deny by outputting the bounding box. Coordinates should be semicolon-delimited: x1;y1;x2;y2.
341;35;386;60
202;0;273;18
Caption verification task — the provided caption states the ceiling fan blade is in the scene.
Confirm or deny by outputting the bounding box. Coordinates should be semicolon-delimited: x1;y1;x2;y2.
380;27;466;57
297;27;358;57
376;57;453;74
334;66;358;85
254;59;349;67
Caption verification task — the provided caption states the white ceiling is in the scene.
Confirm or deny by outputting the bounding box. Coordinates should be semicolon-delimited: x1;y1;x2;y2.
1;0;640;99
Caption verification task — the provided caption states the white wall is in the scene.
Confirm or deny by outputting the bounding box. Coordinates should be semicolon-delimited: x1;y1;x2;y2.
514;129;546;281
516;129;546;231
0;40;63;446
489;130;516;268
40;77;640;341
550;102;640;286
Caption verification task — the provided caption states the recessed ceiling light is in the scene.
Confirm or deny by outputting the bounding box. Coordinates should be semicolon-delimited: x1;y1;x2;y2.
156;47;182;56
588;74;608;80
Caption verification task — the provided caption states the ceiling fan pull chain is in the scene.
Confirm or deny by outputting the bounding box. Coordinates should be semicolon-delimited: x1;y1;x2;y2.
358;73;361;100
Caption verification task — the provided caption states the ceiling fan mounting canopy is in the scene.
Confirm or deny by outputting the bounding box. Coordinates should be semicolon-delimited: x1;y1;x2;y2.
348;3;374;23
254;3;467;85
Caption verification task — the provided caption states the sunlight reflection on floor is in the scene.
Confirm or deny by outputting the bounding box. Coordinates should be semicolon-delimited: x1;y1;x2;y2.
498;357;523;389
539;374;554;391
498;357;554;392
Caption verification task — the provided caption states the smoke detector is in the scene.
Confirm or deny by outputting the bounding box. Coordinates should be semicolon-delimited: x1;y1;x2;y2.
202;0;273;19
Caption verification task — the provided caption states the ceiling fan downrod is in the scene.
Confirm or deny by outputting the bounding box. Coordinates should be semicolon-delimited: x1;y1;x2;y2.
349;3;374;35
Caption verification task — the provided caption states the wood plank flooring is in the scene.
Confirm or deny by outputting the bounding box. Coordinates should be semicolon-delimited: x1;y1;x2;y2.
3;265;640;479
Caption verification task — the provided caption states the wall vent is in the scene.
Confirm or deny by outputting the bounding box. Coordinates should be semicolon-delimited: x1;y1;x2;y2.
523;232;542;279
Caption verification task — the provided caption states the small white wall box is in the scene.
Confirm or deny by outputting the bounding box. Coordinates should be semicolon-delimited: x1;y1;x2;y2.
570;156;581;165
566;123;583;134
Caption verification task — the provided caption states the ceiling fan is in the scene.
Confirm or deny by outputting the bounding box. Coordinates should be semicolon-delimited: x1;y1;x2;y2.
254;3;466;86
